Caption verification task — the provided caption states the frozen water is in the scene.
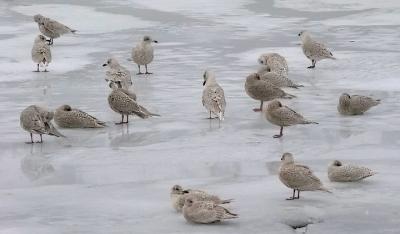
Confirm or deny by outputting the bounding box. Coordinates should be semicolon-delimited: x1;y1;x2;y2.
0;0;400;233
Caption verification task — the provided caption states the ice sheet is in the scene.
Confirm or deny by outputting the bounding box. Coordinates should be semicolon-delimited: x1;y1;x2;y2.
0;0;400;233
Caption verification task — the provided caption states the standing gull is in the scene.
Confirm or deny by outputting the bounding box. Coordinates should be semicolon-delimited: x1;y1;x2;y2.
107;80;159;124
131;35;158;75
328;160;376;182
103;57;133;90
170;185;233;212
279;153;330;200
266;100;318;138
338;93;380;115
298;31;335;68
183;196;238;224
31;35;51;72
54;105;106;128
20;105;65;143
33;14;76;45
258;53;289;76
245;73;295;112
202;70;226;121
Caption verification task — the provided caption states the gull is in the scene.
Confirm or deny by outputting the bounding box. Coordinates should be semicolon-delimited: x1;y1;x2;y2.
266;100;318;138
103;57;133;90
170;185;233;212
298;31;336;68
33;14;76;45
338;93;380;115
54;105;106;128
107;80;159;124
245;73;295;112
131;35;158;75
202;70;226;121
31;35;51;72
279;153;331;200
20;105;64;143
183;196;238;224
328;160;377;182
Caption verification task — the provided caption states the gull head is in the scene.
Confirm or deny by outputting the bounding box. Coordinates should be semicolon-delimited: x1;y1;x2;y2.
281;152;294;164
59;105;72;111
143;35;158;43
331;160;342;167
246;73;261;84
33;14;44;23
35;35;47;43
102;57;120;68
203;70;216;86
184;197;194;208
171;185;186;195
258;55;268;66
339;93;351;106
267;99;283;111
298;30;312;43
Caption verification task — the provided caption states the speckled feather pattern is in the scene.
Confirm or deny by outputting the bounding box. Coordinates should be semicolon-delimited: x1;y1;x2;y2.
54;106;105;128
338;94;380;115
328;161;376;182
34;14;75;39
183;200;237;224
31;36;51;65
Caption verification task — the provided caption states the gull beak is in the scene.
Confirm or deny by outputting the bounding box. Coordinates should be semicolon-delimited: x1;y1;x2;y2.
203;80;206;86
102;63;107;67
298;33;301;36
153;40;158;43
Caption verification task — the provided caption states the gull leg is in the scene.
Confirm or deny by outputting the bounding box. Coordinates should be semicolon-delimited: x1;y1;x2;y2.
253;100;263;112
36;134;43;143
33;64;40;72
25;133;34;144
307;60;316;69
273;126;283;138
286;189;296;200
115;115;125;125
126;115;129;124
145;64;152;74
296;190;300;199
137;65;143;75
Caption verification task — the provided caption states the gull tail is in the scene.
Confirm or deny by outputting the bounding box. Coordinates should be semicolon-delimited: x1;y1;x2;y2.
319;187;332;193
48;125;65;138
283;93;296;99
220;199;234;204
223;208;239;219
303;120;318;124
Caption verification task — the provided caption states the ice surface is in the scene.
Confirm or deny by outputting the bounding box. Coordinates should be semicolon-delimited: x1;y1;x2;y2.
1;0;400;233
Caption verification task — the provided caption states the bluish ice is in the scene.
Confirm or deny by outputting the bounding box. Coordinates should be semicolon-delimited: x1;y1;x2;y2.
0;0;400;233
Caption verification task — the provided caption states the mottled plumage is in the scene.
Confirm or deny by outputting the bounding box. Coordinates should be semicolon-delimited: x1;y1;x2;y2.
170;185;233;212
103;57;133;90
202;70;226;120
328;160;376;182
298;31;335;68
279;153;330;200
31;35;51;72
131;36;158;74
54;105;106;128
259;71;302;89
245;73;295;112
258;53;289;76
266;100;318;138
33;14;76;45
20;105;64;143
338;93;380;115
183;197;238;224
107;80;159;124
